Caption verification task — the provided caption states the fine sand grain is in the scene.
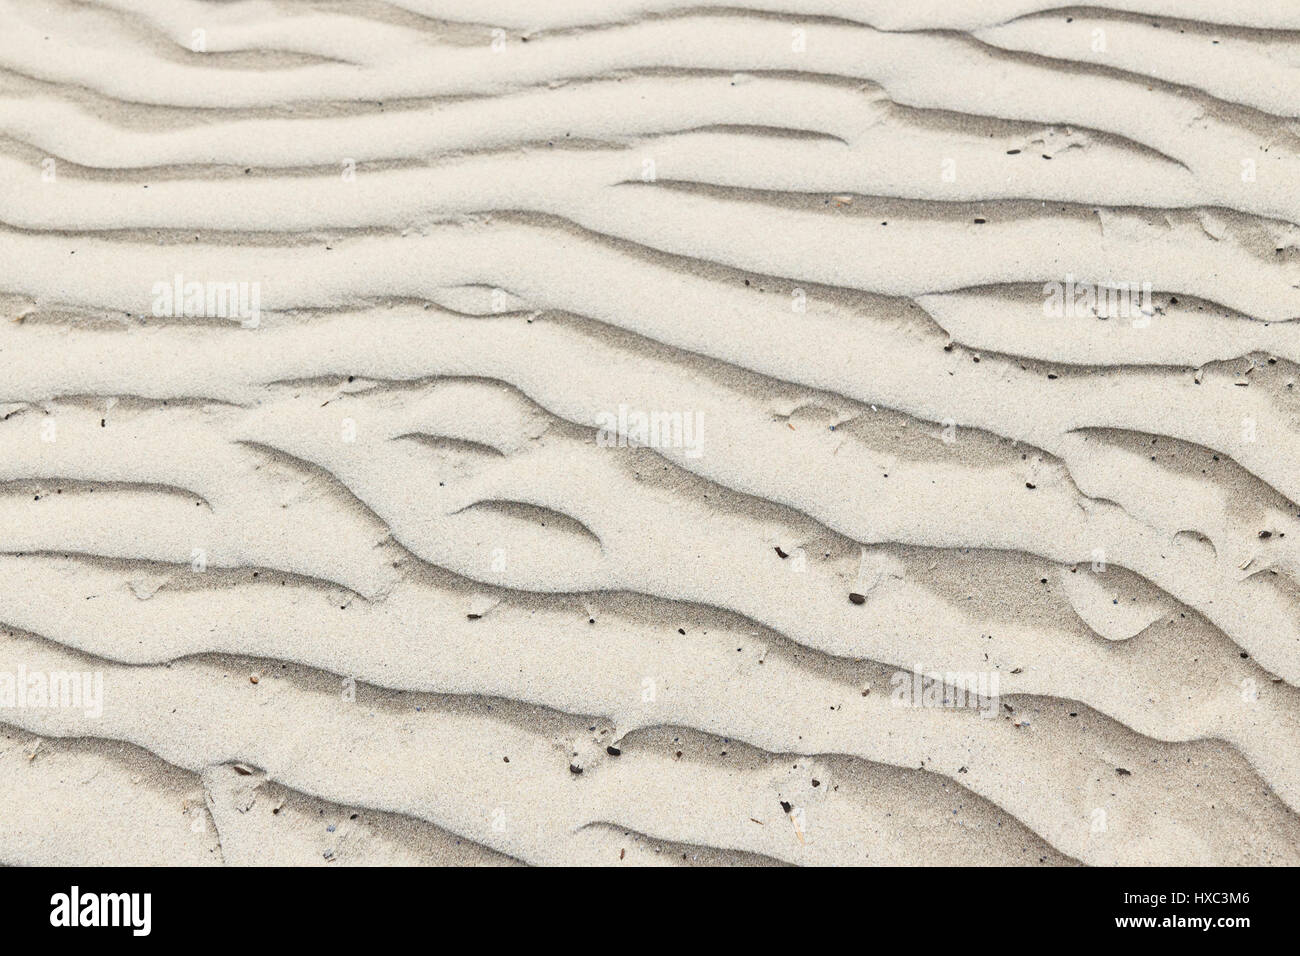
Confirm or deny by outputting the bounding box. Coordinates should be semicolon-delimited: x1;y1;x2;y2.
1;0;1299;866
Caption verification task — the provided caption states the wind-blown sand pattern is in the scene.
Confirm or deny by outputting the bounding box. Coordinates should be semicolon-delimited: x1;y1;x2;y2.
1;0;1298;867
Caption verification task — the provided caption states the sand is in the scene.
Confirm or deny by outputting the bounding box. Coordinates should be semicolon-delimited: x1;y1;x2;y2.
0;0;1298;866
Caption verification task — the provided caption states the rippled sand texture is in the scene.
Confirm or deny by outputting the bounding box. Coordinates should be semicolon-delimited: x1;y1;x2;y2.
3;0;1300;866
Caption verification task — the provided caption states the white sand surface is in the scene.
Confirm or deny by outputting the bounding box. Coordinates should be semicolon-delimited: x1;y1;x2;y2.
1;0;1299;865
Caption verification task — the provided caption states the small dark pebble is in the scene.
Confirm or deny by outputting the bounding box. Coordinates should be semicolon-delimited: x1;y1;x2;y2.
1025;482;1036;489
1259;531;1272;539
779;800;793;813
1116;768;1132;776
677;627;686;635
569;764;583;775
775;546;788;558
848;592;866;605
466;613;482;620
606;746;621;756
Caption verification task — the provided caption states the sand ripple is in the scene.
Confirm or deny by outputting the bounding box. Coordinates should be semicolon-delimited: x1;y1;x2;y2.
1;0;1298;865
